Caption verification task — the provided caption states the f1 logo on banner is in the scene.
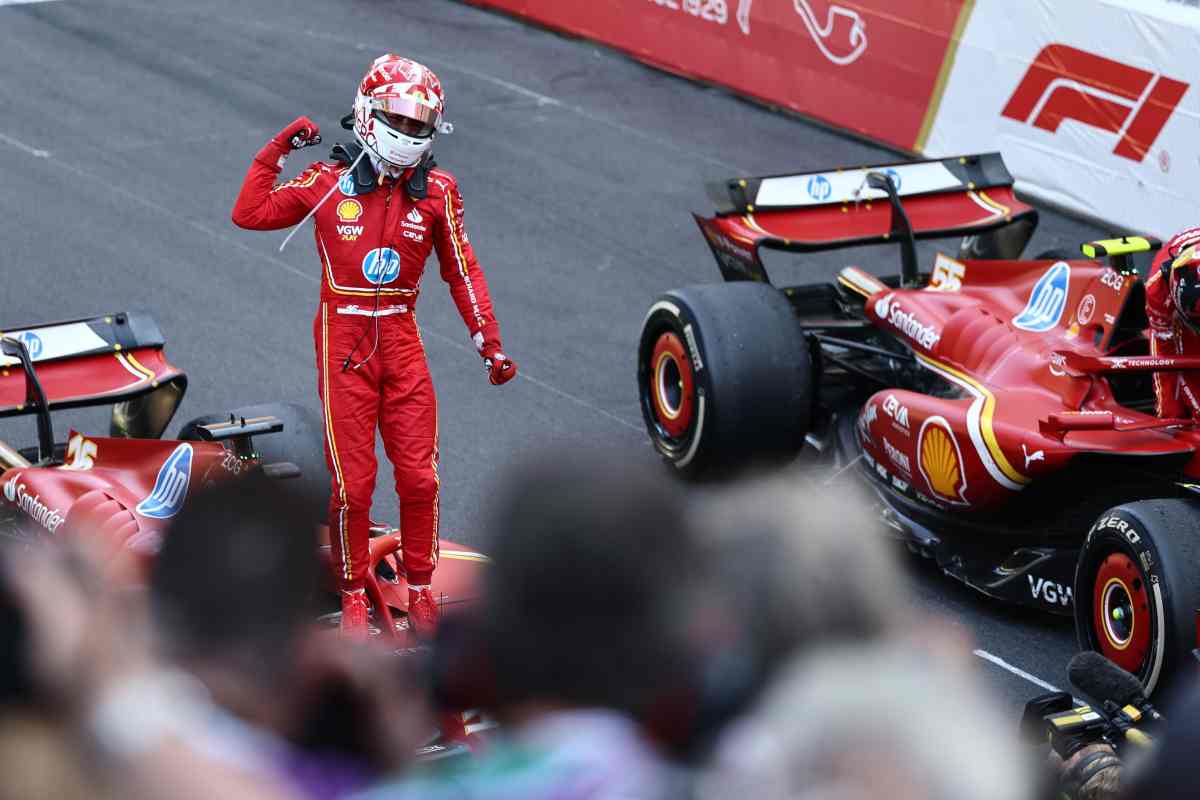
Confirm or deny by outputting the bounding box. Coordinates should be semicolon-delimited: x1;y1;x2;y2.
1001;44;1189;163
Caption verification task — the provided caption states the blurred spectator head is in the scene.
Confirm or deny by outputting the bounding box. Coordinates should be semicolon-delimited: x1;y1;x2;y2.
150;473;321;687
0;572;33;709
474;451;702;720
699;641;1032;800
686;478;908;738
0;715;95;800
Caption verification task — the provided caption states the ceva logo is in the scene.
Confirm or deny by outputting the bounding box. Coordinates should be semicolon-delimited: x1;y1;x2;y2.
136;443;193;519
1002;44;1189;163
1013;262;1071;332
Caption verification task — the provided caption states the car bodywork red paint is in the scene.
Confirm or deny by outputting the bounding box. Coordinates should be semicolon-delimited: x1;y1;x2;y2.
855;256;1200;512
692;154;1199;514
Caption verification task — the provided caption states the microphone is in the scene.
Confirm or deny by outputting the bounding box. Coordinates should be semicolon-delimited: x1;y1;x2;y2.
1022;652;1162;759
1068;651;1147;707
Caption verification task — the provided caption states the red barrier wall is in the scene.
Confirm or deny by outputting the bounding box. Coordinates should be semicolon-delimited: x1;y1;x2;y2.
465;0;970;150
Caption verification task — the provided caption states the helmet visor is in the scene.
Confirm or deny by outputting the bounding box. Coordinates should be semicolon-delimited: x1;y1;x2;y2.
370;95;439;139
1172;248;1200;329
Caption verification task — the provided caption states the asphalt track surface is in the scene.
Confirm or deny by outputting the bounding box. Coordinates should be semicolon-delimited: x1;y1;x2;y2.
0;0;1116;713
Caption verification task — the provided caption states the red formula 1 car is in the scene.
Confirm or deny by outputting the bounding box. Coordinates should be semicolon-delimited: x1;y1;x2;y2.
0;312;486;646
638;153;1200;694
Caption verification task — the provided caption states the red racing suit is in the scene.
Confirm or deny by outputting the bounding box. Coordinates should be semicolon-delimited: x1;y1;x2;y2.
1146;245;1200;419
232;137;501;590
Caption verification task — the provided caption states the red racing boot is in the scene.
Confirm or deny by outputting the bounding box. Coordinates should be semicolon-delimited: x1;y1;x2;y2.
407;586;439;641
340;588;370;642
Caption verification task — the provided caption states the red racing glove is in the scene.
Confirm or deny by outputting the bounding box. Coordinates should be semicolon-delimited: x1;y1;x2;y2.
483;347;517;386
273;116;322;152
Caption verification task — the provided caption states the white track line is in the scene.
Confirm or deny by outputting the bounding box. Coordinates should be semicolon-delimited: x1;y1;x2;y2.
0;0;62;6
38;153;316;284
973;648;1068;695
515;371;644;433
409;323;643;434
433;53;751;174
0;131;50;158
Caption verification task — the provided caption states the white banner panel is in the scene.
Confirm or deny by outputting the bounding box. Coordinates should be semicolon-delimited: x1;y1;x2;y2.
925;0;1200;238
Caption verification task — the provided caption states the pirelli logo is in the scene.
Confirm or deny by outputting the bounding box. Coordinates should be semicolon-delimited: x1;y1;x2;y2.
1002;44;1189;163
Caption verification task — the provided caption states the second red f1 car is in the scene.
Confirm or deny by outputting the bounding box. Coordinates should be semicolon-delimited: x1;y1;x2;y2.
638;152;1200;694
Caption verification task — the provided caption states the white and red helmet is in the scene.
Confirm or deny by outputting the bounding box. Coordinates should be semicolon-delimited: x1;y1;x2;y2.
353;54;447;169
1165;227;1200;330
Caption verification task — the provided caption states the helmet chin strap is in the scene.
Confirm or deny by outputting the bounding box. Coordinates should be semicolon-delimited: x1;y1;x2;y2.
370;134;433;172
372;152;407;182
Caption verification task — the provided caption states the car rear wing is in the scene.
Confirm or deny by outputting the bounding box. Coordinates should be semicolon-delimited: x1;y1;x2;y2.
695;152;1038;284
0;311;187;440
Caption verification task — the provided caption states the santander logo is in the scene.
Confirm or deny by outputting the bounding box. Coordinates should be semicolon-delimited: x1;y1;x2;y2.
1002;44;1189;163
874;294;940;351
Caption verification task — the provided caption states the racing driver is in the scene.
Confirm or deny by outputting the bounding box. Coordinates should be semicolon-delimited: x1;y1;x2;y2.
1145;227;1200;418
232;54;517;641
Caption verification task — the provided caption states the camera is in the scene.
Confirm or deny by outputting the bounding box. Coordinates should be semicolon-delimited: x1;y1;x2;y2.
1020;652;1162;760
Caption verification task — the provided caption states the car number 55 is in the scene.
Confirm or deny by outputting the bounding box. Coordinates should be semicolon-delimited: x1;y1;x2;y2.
64;433;97;470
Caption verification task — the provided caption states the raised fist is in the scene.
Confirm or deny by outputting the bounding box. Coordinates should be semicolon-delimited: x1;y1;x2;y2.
273;116;322;151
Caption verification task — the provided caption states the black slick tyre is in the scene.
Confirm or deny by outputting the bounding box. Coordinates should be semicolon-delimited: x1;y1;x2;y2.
178;402;330;513
1074;500;1200;696
637;282;812;477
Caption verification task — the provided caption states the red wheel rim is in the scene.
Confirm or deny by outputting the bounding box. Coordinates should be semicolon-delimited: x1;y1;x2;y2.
1093;552;1151;674
649;332;695;438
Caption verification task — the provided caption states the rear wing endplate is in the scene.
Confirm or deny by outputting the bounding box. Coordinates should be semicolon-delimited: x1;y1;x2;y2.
0;312;187;437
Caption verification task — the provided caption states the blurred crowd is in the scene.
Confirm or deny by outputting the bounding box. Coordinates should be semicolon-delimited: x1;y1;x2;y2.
0;450;1195;799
